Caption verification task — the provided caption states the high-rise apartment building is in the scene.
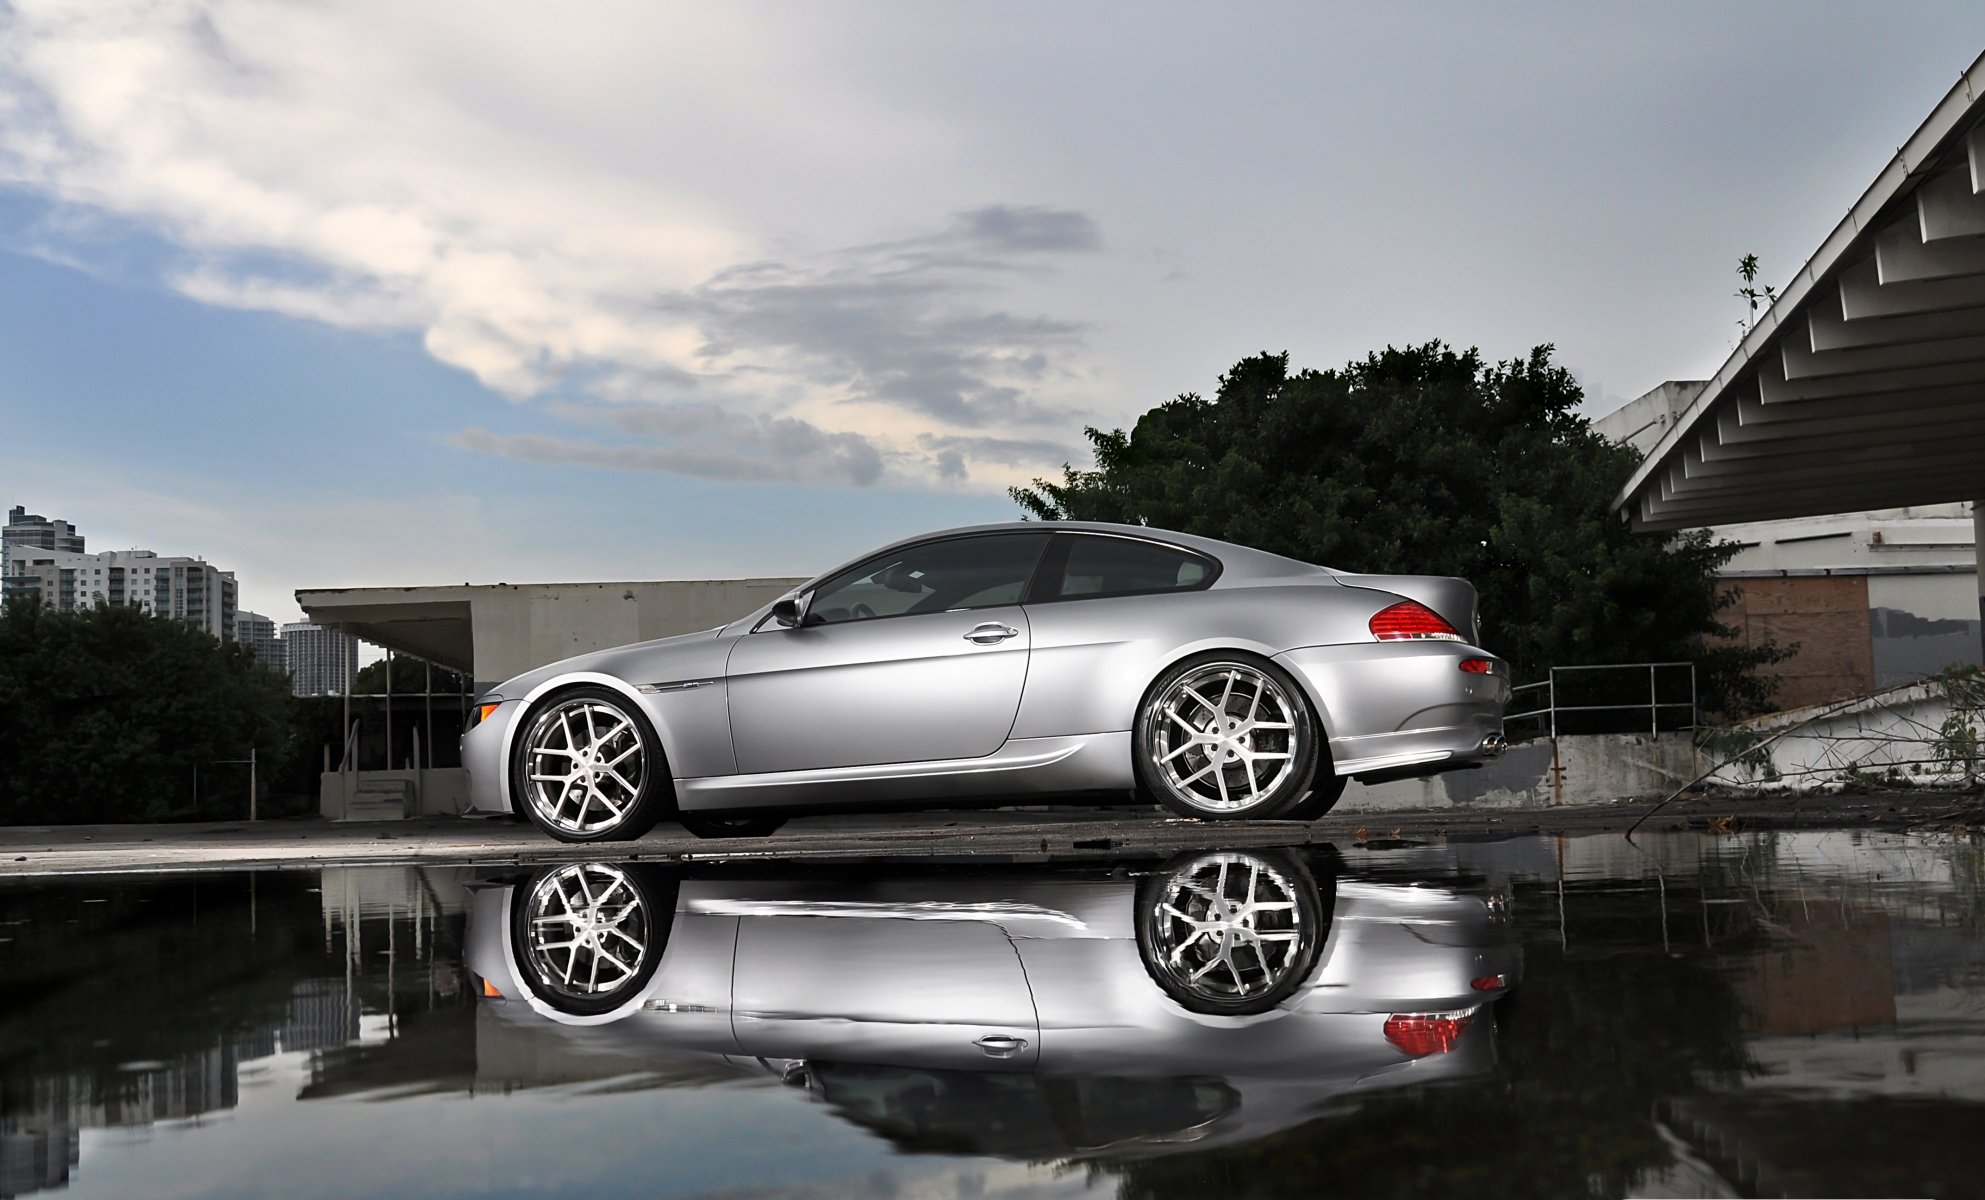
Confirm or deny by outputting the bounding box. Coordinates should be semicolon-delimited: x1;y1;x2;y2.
283;622;357;697
235;611;281;670
3;506;84;553
3;544;239;641
3;506;85;610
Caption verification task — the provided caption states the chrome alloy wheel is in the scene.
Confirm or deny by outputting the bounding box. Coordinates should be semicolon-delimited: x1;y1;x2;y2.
521;697;647;836
521;863;653;1003
1145;852;1307;1007
1146;662;1302;813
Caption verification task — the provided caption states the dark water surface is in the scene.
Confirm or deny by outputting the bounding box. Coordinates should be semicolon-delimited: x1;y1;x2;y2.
3;830;1983;1200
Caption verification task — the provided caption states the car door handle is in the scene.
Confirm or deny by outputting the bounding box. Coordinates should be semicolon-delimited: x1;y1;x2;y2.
963;623;1019;645
975;1034;1030;1058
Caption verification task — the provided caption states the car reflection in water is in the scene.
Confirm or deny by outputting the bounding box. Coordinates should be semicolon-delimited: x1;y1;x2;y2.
464;847;1520;1158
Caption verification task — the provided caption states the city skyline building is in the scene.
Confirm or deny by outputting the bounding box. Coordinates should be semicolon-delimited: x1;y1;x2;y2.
2;506;85;611
283;621;357;697
3;506;84;554
235;610;281;670
5;502;243;640
4;544;239;641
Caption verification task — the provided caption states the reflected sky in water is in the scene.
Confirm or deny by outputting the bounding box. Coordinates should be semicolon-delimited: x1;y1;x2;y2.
2;829;1983;1200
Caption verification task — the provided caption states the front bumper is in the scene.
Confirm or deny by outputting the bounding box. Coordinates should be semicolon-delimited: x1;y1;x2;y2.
461;699;520;814
1274;642;1509;780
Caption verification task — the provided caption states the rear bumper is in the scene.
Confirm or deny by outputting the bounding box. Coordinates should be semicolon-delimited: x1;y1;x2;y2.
1274;642;1510;781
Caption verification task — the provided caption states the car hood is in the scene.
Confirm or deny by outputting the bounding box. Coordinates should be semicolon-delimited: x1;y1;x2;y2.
487;626;727;699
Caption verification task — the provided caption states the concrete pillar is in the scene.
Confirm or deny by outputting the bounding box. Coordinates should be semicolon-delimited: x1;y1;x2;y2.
1975;500;1984;665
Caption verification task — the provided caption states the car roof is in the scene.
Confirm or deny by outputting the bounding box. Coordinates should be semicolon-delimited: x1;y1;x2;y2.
800;520;1331;589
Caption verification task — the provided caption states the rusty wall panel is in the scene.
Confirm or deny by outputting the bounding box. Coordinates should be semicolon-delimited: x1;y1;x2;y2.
1720;576;1875;710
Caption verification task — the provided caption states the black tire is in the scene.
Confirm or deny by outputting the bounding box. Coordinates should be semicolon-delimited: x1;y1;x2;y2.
1133;652;1320;820
678;813;787;839
507;862;676;1016
1283;771;1349;821
510;686;668;843
1134;848;1334;1015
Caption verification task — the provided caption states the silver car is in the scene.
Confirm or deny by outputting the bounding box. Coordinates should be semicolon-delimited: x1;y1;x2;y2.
464;847;1521;1156
461;521;1510;842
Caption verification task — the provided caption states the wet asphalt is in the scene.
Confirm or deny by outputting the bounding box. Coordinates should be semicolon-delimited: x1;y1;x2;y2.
3;788;1979;876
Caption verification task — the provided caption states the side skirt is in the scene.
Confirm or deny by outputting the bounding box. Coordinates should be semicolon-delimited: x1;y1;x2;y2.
674;733;1134;812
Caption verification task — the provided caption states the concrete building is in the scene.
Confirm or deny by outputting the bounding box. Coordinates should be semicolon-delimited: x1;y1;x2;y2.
1597;385;1979;710
1615;50;1985;692
294;577;803;818
296;577;806;693
2;543;239;640
2;505;84;554
282;621;357;697
235;610;281;670
1;506;84;610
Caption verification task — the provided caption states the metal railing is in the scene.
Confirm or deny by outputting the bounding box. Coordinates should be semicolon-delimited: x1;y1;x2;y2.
1506;662;1698;739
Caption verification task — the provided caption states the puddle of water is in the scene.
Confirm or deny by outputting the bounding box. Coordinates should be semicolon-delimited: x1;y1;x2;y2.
0;829;1981;1199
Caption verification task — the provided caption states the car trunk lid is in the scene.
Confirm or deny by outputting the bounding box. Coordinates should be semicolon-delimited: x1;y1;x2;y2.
1332;574;1482;646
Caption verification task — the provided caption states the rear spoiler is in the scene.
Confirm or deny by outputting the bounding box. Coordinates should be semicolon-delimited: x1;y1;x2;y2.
1331;574;1482;646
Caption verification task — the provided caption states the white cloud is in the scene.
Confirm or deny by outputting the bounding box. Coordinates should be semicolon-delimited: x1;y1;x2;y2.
0;0;1100;484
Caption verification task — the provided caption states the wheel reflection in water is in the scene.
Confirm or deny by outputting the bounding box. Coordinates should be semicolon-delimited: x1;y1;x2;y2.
1145;852;1309;1008
522;862;653;1003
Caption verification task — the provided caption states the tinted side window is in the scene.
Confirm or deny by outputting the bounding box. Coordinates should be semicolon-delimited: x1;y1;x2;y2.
805;533;1052;625
1038;535;1215;602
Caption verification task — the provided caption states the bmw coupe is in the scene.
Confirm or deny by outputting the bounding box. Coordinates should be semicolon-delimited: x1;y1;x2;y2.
460;521;1509;841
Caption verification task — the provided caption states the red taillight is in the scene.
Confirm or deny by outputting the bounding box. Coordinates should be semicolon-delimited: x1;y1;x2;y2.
1470;974;1508;991
1459;658;1493;674
1383;1007;1478;1056
1369;601;1463;642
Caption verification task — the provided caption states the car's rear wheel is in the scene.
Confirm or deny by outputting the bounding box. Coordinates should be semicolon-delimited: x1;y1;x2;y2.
512;687;667;842
509;861;675;1015
678;813;787;839
1135;654;1319;820
1283;771;1349;820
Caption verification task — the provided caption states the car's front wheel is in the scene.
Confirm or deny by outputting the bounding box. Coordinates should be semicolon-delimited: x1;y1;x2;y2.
512;687;667;842
1134;654;1319;820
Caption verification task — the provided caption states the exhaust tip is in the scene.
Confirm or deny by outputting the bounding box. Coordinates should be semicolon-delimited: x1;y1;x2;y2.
1479;733;1507;759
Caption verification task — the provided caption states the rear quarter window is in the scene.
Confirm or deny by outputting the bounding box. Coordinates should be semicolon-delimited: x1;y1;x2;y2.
1035;535;1218;602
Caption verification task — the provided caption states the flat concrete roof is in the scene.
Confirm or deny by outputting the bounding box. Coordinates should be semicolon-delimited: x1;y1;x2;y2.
1616;50;1985;531
298;577;805;684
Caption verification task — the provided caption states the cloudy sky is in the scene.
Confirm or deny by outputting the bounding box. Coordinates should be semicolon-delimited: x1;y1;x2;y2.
4;2;1983;623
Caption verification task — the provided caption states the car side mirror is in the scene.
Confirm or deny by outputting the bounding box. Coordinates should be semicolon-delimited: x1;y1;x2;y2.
771;594;808;628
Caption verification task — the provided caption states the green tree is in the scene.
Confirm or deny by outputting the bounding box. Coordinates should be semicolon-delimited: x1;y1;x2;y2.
1012;343;1778;713
354;654;467;696
0;598;294;822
